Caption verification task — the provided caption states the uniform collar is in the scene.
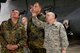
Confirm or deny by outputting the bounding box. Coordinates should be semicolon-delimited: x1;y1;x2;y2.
53;21;58;26
8;18;19;27
47;20;57;26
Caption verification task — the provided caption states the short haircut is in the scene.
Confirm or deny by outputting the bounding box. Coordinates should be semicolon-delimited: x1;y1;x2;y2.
12;9;19;12
31;2;42;8
22;16;28;21
11;9;20;15
46;12;57;19
55;13;57;19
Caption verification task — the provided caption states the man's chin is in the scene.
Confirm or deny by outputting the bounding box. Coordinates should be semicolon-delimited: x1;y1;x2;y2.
14;17;19;19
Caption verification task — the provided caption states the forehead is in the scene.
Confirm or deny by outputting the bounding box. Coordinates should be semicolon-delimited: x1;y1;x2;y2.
22;17;27;20
34;3;40;6
46;12;55;16
11;10;19;13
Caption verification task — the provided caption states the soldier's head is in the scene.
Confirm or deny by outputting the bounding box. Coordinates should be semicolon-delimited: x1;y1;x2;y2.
10;9;20;19
30;2;41;15
45;12;57;24
22;16;28;25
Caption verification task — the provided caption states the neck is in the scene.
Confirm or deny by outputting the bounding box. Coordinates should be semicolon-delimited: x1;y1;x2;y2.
23;22;27;25
11;17;18;24
36;11;41;15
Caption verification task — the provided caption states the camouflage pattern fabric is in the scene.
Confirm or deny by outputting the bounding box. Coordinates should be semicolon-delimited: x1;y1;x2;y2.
0;19;27;53
27;13;46;53
32;16;69;53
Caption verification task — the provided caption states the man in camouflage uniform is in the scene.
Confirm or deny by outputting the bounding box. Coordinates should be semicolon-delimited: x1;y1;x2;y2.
31;11;69;53
0;9;27;53
28;2;46;53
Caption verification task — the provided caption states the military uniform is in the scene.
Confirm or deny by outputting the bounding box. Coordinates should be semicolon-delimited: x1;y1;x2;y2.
0;19;27;53
32;17;69;53
27;13;46;53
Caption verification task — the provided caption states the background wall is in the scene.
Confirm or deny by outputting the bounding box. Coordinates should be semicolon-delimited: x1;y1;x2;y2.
0;0;27;24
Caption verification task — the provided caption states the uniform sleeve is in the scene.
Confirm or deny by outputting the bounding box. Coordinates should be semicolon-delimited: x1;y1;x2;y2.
59;24;69;50
32;16;45;28
0;22;8;48
17;26;27;47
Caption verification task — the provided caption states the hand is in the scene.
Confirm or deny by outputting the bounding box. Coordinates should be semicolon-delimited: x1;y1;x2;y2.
30;5;34;13
62;50;66;53
30;4;41;16
6;44;14;50
6;44;18;51
32;13;37;17
12;45;18;50
30;6;37;16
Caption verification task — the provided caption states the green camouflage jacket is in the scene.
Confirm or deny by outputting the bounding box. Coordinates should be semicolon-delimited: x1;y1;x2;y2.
27;13;45;49
0;19;27;53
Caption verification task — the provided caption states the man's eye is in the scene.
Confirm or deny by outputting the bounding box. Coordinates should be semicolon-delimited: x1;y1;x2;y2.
47;15;49;16
15;12;17;13
16;12;18;13
35;6;37;7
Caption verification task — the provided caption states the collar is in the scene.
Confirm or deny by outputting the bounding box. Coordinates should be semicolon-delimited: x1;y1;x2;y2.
8;18;19;27
46;20;58;28
53;21;58;26
47;20;57;25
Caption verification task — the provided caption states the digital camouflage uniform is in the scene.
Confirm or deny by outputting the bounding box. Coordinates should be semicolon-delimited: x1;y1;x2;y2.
32;17;69;53
27;13;46;53
0;19;27;53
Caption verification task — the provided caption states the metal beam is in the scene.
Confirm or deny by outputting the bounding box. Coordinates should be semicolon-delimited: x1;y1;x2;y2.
0;0;7;3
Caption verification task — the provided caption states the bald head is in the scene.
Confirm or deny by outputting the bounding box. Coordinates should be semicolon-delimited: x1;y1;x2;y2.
45;12;57;24
22;17;28;25
46;12;55;16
